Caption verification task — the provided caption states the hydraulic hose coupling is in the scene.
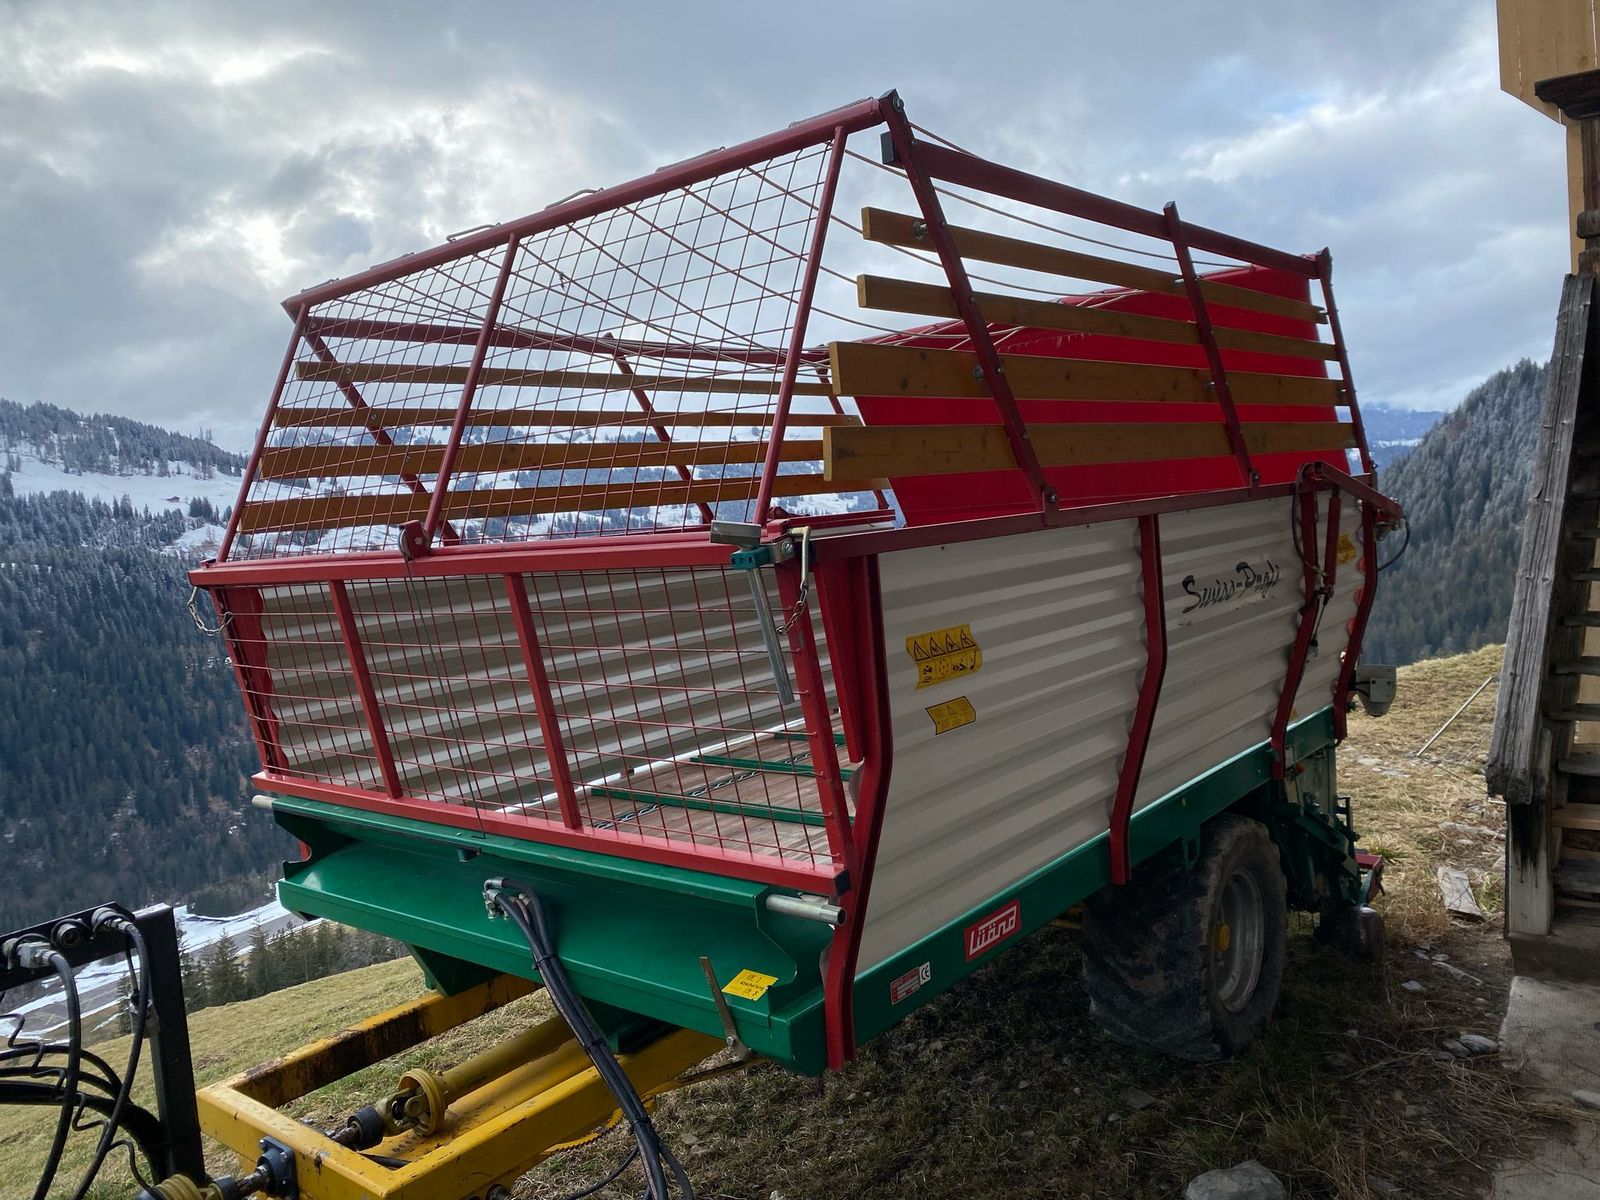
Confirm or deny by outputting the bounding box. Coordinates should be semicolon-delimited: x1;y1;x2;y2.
2;937;56;971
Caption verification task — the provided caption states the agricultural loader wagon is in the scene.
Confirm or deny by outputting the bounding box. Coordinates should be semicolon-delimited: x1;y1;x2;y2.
137;91;1398;1199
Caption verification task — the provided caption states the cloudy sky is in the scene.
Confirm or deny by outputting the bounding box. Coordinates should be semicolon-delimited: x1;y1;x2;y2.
0;0;1570;451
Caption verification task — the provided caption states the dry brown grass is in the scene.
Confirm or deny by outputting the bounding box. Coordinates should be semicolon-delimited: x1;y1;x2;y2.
2;644;1550;1200
1341;644;1506;942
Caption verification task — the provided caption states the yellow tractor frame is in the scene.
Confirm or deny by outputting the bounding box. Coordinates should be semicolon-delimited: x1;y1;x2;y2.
193;976;721;1200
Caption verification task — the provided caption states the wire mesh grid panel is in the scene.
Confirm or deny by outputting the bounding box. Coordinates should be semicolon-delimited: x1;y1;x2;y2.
343;574;565;820
239;246;509;557
519;565;849;868
229;563;851;873
231;584;384;792
229;138;892;560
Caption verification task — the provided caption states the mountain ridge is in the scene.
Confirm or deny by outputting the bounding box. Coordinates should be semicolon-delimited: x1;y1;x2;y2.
1363;358;1545;665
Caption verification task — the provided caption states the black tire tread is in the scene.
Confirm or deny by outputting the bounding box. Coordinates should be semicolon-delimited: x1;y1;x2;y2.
1080;814;1288;1062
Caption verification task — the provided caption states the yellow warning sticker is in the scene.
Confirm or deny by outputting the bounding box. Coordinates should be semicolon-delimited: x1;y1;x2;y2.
926;695;977;735
906;623;983;690
1336;533;1358;565
722;969;779;1001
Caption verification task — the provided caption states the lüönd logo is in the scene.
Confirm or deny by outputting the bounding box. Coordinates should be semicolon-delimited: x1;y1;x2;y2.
964;900;1021;961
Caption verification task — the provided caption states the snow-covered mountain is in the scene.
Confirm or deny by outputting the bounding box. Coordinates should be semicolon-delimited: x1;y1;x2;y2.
0;399;246;555
1361;403;1448;469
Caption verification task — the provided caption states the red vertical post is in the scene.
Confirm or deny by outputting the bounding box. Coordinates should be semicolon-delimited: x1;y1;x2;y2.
775;563;854;875
422;237;522;544
217;305;308;563
329;580;403;798
1333;501;1379;740
1316;250;1375;477
1110;514;1168;885
214;586;284;772
813;559;866;763
822;554;892;1070
503;573;584;829
879;98;1053;511
754;128;848;523
1271;481;1341;774
1165;202;1255;489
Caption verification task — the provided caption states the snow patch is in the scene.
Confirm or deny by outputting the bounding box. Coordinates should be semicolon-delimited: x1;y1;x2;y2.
3;443;242;514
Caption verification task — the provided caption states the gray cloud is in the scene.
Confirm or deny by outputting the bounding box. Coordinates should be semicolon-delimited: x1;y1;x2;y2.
0;0;1569;448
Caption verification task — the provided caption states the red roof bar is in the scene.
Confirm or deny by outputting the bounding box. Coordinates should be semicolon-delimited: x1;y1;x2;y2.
907;138;1319;278
303;316;820;366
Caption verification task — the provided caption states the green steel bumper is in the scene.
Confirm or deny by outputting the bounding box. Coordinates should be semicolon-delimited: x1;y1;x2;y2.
267;709;1352;1075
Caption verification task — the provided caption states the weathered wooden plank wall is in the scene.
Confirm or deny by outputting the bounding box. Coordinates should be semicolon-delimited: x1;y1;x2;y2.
1489;275;1597;809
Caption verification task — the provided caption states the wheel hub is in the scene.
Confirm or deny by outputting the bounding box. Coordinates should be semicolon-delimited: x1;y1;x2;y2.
1212;870;1265;1013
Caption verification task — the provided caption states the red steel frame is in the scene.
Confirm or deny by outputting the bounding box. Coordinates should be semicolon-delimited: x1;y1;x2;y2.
1165;202;1255;489
1109;515;1168;886
195;91;1406;1066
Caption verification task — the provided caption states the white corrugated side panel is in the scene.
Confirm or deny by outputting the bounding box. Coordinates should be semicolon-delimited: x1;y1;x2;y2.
860;494;1372;969
858;520;1144;971
1293;500;1366;720
1137;496;1305;806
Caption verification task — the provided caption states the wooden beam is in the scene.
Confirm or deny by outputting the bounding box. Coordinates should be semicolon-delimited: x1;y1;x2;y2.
859;208;1327;325
828;341;1343;408
1555;806;1600;833
272;407;858;429
857;275;1339;362
256;438;825;480
1498;0;1599;121
823;421;1354;480
236;471;886;533
294;361;834;396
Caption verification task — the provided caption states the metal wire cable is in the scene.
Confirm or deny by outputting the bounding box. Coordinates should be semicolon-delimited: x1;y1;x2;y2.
843;145;1236;268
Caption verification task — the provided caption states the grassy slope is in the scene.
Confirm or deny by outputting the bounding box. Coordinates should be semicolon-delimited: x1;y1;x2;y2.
2;647;1534;1200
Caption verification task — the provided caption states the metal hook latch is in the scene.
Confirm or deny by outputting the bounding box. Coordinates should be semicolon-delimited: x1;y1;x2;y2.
697;956;755;1062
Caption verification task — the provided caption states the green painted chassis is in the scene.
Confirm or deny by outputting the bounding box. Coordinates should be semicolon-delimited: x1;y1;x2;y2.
269;708;1361;1076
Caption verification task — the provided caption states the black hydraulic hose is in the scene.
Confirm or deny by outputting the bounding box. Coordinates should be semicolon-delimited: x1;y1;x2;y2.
30;948;81;1200
69;914;150;1200
559;1146;640;1200
486;882;693;1200
0;1061;121;1098
0;1044;124;1095
494;890;672;1200
1377;517;1411;571
0;1081;164;1170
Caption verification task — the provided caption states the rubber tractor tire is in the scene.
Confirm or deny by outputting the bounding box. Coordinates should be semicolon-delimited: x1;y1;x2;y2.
1080;814;1288;1062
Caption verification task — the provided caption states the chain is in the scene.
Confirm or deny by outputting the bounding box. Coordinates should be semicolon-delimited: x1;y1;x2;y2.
187;585;232;634
773;525;812;636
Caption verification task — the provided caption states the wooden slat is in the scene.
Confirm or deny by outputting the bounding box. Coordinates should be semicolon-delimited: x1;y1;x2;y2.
857;275;1339;362
295;361;834;396
859;208;1328;325
237;472;885;533
256;438;825;481
828;341;1343;408
823;421;1354;480
1555;806;1600;833
272;407;858;429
